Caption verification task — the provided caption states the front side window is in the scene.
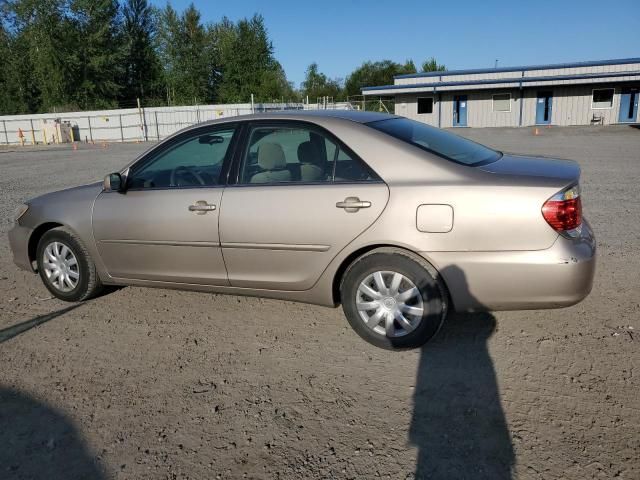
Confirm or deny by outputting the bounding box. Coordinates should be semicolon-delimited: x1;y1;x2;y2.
417;97;434;114
592;88;614;109
367;117;500;166
128;127;236;189
492;93;511;112
239;124;377;184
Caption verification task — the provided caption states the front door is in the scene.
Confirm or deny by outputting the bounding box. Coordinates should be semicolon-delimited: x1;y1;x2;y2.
453;95;468;127
219;121;389;291
92;125;238;285
618;88;639;123
536;91;553;124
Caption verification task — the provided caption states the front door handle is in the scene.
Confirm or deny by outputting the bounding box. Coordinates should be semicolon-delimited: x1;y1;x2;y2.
336;196;371;213
188;201;216;214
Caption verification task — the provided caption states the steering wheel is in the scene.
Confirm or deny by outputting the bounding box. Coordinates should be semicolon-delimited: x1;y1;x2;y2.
170;165;206;187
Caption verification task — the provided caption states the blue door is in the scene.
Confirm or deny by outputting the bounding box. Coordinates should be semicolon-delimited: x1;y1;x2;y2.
453;95;467;126
618;88;639;123
536;91;553;124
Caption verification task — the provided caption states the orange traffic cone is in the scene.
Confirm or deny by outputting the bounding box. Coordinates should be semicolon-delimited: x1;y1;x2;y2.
72;143;78;151
533;127;540;136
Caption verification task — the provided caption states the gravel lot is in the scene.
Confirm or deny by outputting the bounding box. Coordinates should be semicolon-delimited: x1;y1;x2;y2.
1;125;638;480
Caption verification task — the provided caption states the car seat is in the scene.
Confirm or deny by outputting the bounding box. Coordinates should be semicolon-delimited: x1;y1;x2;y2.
297;141;326;182
250;143;292;183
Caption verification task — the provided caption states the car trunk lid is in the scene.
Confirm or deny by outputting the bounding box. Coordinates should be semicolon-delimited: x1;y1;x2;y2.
478;154;580;186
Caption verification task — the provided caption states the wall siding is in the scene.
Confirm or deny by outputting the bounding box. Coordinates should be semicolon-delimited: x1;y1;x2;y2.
394;94;440;126
396;90;521;128
381;59;640;128
395;84;638;128
521;85;632;126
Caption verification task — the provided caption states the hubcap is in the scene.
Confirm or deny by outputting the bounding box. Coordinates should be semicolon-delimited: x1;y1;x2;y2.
355;271;424;337
42;241;79;292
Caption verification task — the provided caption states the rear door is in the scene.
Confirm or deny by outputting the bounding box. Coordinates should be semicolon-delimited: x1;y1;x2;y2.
93;124;238;285
453;95;468;126
618;88;639;123
219;121;389;290
536;91;553;125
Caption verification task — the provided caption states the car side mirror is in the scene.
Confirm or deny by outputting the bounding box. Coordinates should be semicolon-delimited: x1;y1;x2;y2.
103;172;124;192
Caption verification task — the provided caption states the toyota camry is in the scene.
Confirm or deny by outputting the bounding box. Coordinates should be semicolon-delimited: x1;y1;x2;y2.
8;110;596;349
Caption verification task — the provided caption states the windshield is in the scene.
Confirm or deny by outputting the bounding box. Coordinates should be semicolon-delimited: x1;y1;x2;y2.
367;117;501;166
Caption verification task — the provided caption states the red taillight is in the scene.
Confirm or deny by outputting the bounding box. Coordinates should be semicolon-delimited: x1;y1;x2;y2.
542;185;582;232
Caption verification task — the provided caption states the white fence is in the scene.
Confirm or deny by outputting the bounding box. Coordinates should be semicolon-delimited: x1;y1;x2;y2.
0;102;353;145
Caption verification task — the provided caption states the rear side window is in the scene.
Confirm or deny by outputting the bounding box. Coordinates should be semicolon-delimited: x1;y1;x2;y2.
239;124;379;184
367;117;500;166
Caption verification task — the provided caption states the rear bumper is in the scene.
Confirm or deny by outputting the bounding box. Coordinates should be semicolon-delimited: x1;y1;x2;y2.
423;220;596;311
8;223;34;272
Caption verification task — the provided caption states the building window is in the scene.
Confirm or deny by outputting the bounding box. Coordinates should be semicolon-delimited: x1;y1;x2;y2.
592;88;614;109
492;93;511;112
417;97;434;114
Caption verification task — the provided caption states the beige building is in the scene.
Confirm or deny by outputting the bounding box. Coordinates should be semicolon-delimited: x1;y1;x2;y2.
362;57;640;128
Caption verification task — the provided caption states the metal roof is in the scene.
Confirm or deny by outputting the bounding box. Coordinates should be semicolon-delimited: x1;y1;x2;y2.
394;57;640;80
362;70;640;94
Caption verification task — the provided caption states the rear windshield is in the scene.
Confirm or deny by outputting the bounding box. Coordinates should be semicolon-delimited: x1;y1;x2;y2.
367;117;501;166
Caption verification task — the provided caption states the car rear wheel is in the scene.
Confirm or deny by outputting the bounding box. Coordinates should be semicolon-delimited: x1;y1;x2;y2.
36;227;102;302
340;248;448;350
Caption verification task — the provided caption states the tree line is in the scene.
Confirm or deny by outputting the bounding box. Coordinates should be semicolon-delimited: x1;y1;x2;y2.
0;0;445;114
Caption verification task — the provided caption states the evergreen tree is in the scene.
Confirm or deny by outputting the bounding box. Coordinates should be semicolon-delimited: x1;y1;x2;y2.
421;57;446;72
156;3;180;105
179;4;215;104
10;0;77;112
301;63;342;102
69;0;122;109
259;61;295;102
157;2;215;105
1;1;445;114
0;19;25;113
216;14;291;103
344;59;417;98
120;0;162;104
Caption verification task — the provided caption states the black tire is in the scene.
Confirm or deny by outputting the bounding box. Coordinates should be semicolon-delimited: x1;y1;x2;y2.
340;248;448;350
36;227;103;302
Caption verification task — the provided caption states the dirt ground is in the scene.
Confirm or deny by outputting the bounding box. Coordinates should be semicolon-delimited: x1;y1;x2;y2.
0;125;638;480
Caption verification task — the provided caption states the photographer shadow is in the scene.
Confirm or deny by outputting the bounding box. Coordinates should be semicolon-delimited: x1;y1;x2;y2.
410;265;514;479
0;386;106;479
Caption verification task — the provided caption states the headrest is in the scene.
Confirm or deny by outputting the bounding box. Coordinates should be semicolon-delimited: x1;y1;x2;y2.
257;143;286;171
297;141;324;167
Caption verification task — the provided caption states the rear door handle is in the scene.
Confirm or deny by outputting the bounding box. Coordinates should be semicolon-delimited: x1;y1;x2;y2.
336;197;371;213
188;201;216;214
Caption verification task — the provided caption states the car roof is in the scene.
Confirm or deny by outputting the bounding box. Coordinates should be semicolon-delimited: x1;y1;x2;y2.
266;109;397;123
196;109;398;128
125;110;399;171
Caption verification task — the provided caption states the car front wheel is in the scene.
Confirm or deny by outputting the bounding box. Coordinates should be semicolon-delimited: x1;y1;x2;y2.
36;227;102;302
340;248;448;350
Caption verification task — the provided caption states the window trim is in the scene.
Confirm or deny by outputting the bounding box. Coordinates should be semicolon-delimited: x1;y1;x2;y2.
417;97;434;115
492;93;511;113
591;88;615;110
125;123;241;192
229;120;383;187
